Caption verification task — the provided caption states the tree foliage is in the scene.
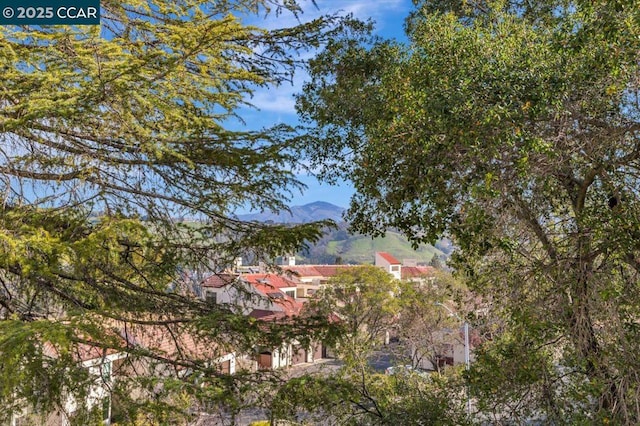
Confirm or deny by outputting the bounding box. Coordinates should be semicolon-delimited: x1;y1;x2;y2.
395;273;468;373
270;365;469;425
308;265;401;365
0;0;355;422
283;268;470;424
298;0;640;422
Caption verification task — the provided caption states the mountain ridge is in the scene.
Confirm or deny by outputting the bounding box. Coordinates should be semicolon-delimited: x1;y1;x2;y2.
236;201;452;265
237;201;346;223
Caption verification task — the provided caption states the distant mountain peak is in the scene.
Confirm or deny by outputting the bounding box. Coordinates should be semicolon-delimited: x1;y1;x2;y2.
305;201;341;208
237;201;345;224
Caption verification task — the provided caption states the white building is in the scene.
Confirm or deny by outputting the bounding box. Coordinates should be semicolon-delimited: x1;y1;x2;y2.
374;252;403;280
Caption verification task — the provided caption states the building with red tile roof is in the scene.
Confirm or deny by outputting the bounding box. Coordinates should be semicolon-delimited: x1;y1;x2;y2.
199;272;325;370
117;321;236;375
281;264;355;298
401;265;436;280
375;252;403;279
201;273;239;289
31;330;128;426
201;273;301;316
376;252;401;265
243;273;298;297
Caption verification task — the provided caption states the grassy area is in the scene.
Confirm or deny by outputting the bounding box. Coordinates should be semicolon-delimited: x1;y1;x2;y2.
325;230;443;264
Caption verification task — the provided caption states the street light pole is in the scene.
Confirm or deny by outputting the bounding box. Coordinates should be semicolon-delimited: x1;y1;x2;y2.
464;321;470;371
435;302;471;417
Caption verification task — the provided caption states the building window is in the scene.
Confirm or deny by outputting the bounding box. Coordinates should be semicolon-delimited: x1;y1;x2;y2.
390;265;400;272
205;291;217;304
101;360;112;382
285;290;295;299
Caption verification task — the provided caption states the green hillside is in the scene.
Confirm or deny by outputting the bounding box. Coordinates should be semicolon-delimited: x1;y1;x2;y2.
299;225;448;265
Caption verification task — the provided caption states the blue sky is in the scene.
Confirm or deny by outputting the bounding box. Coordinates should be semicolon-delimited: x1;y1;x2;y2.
241;0;412;209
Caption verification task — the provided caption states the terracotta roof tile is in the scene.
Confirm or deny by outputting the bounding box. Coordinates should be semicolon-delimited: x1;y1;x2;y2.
313;265;353;277
282;265;354;279
401;266;436;279
119;322;224;361
201;273;238;288
248;309;288;321
242;273;297;289
42;330;123;363
377;252;401;264
281;265;323;277
249;282;302;316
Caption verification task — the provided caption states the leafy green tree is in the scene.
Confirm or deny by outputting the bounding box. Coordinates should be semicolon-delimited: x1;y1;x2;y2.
270;362;469;425
0;1;355;423
298;0;640;422
309;265;401;367
395;272;467;373
274;273;480;424
428;254;445;269
271;270;472;425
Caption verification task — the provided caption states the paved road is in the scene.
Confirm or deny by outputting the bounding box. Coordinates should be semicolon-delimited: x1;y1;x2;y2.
368;348;399;373
287;357;343;378
288;346;399;376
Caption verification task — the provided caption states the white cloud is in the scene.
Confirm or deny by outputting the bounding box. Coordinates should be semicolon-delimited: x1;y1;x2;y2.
329;0;407;20
235;2;411;206
250;87;297;114
245;68;310;115
240;0;411;115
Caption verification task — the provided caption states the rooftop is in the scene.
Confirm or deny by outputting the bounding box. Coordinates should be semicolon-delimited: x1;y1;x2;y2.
376;252;401;265
401;266;436;279
201;273;238;288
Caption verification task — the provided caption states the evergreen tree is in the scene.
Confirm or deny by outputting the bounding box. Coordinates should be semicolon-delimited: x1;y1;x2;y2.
0;1;352;423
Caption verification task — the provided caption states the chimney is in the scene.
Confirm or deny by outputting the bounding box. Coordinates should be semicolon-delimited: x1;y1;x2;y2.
233;257;243;272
